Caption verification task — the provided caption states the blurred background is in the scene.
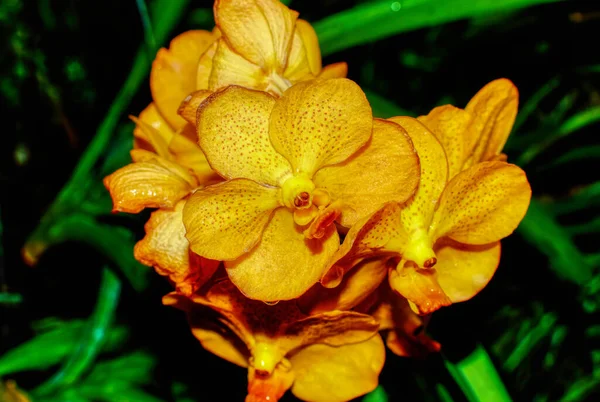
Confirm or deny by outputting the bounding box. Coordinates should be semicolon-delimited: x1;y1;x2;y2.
1;0;599;400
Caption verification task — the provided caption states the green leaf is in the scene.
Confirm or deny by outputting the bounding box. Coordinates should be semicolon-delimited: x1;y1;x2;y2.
552;182;600;216
540;145;600;170
566;216;600;236
25;0;190;263
47;352;160;402
513;76;560;133
136;0;156;51
33;268;122;396
27;214;150;291
517;106;600;165
503;312;557;372
517;199;593;285
445;345;511;402
363;385;389;402
364;90;415;119
0;320;127;377
314;0;566;56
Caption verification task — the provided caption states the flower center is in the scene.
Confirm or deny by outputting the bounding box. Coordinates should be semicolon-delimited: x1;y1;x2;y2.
280;174;315;210
265;72;292;97
388;228;437;269
250;343;285;376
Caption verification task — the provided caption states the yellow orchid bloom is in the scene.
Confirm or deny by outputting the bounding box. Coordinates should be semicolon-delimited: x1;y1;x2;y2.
182;78;420;301
322;111;531;314
418;78;519;178
202;0;348;97
104;34;222;295
164;280;385;402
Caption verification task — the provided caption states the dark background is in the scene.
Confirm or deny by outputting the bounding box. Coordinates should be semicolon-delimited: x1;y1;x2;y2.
1;0;599;400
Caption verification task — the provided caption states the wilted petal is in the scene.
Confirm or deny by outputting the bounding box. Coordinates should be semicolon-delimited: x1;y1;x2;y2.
214;0;298;69
418;105;472;178
164;291;250;367
197;86;292;186
134;201;219;295
431;161;531;245
314;119;420;227
183;179;280;261
465;78;519;163
434;240;501;303
226;208;339;302
290;334;385;402
281;310;379;351
270;78;372;177
150;30;217;129
103;156;196;213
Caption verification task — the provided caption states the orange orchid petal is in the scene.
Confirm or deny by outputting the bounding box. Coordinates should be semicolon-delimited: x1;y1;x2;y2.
177;90;213;126
225;208;339;302
197;86;292;186
465;78;519;163
150;30;217;129
270;78;373;177
130;115;172;160
295;19;321;75
282;23;313;83
302;258;389;314
431;161;531;245
209;39;266;91
418;105;472;179
290;334;385;402
214;0;298;70
321;203;404;288
103;157;197;213
133;201;219;295
302;202;342;240
247;366;294;402
183;179;280;261
314;118;420;227
286;19;321;79
196;41;218;90
434;240;501;303
388;116;448;229
318;62;349;79
194;322;250;369
389;264;452;315
168;126;220;184
133;103;173;151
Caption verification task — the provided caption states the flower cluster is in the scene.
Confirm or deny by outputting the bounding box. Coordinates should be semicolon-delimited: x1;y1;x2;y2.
104;0;531;400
